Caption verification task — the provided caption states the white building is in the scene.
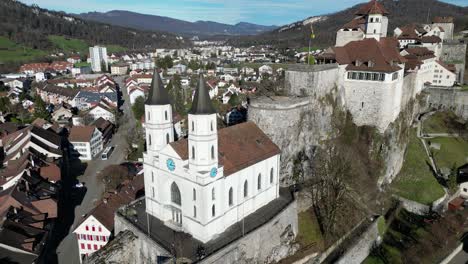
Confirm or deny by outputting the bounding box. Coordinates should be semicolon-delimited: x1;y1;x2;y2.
87;101;116;123
110;64;129;75
69;126;103;160
89;46;108;73
143;71;281;243
432;61;457;87
74;215;111;262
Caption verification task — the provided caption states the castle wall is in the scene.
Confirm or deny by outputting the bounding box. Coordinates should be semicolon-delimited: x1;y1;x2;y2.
284;64;339;97
427;87;468;120
441;42;467;84
336;30;365;47
108;199;298;264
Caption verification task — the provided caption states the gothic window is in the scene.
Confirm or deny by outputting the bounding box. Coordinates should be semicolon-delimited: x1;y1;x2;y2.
148;134;152;146
244;180;248;198
193;188;196;201
211;146;215;159
270;168;274;184
165;110;168;120
192;146;195;159
193;206;197;218
151;172;154;183
212;205;216;217
171;182;181;206
192;121;194;131
148;111;150;120
152;187;155;198
257;174;262;190
228;187;233;206
166;133;169;144
212;187;215;200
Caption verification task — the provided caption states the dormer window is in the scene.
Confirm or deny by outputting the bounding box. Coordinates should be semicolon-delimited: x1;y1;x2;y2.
368;61;374;67
355;60;361;66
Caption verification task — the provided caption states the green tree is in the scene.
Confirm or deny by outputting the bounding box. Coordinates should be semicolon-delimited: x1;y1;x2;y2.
188;60;201;71
157;55;173;70
0;97;12;113
228;93;241;107
33;96;49;119
132;96;145;121
308;55;316;65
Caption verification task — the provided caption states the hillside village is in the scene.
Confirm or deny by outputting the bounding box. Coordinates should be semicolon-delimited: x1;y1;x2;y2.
0;0;467;264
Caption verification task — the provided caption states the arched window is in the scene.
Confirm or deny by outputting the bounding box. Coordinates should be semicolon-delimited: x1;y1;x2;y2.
270;168;274;183
228;187;233;206
193;206;197;218
370;18;374;23
148;111;150;120
191;121;194;131
165;110;168;120
152;172;154;183
148;134;152;146
192;146;195;159
212;205;215;217
211;146;215;159
212;187;215;200
257;174;262;190
166;133;169;144
193;188;196;201
243;180;248;198
210;121;213;131
170;182;181;206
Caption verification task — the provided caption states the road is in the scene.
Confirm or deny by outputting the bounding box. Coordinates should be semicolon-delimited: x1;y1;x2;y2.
55;75;136;264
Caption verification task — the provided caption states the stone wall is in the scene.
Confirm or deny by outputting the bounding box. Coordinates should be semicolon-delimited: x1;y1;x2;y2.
427;87;468;120
441;42;467;84
201;199;299;264
284;64;339;97
334;220;380;264
92;200;299;264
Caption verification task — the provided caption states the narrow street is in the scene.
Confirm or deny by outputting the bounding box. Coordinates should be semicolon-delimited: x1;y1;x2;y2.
54;75;136;264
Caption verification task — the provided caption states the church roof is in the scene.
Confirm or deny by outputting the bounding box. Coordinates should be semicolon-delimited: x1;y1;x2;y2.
169;121;280;176
189;74;216;115
145;69;171;105
355;0;389;16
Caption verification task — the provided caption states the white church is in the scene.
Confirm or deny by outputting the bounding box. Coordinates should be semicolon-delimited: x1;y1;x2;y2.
143;70;281;243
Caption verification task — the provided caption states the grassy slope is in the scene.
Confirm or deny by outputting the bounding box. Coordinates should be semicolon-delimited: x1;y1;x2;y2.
391;128;445;205
431;137;468;169
0;36;46;62
422;111;464;134
296;210;323;249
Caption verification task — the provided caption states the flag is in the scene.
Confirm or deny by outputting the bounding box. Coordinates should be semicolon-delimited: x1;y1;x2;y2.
310;25;316;39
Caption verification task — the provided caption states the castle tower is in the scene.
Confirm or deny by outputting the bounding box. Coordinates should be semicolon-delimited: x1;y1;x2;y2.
356;0;389;41
188;74;218;173
144;68;174;158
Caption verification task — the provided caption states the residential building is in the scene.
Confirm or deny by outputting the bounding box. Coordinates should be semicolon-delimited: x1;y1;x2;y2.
89;46;108;73
110;63;129;75
69;126;103;160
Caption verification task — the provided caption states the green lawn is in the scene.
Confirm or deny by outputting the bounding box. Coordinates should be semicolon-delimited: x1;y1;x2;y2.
377;216;387;236
107;44;126;53
391;129;445;205
461;85;468;92
296;210;324;249
431;137;468;170
422;111;463;134
48;35;89;53
0;36;46;62
74;62;91;68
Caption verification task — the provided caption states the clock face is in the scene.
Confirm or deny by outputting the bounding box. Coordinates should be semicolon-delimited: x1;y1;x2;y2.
210;167;217;178
166;159;175;171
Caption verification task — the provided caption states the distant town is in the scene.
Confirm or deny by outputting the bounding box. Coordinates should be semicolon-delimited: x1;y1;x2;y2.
0;0;467;264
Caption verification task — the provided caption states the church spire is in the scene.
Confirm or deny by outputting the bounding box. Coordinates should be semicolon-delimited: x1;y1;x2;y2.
189;73;216;115
145;68;171;105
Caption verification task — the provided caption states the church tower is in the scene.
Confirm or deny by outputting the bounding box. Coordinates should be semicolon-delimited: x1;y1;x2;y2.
188;74;218;173
144;69;174;159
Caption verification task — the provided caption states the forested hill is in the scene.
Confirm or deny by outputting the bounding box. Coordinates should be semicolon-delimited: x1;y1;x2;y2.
228;0;468;48
0;0;187;52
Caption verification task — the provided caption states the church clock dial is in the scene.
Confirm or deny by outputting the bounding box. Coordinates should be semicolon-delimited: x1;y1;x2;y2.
166;158;176;171
210;167;217;178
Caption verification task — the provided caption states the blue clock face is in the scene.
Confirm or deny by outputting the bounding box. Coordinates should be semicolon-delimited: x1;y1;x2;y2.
210;167;217;178
166;159;175;171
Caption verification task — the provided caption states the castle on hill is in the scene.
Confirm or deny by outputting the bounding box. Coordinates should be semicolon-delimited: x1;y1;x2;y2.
317;0;459;132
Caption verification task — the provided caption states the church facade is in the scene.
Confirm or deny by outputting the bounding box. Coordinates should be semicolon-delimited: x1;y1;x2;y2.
143;70;281;243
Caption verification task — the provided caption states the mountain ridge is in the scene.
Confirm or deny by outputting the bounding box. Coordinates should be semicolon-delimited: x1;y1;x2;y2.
227;0;468;48
77;10;277;36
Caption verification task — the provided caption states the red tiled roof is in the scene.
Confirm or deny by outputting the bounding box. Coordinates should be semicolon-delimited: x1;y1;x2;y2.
334;37;406;73
342;17;366;30
39;163;61;182
170;121;280;176
69;126;96;142
421;35;442;43
355;0;389;16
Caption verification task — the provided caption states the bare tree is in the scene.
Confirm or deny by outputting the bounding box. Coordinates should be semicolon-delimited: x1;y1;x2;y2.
306;146;351;240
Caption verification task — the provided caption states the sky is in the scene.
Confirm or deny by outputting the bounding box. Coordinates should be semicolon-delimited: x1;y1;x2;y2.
19;0;468;26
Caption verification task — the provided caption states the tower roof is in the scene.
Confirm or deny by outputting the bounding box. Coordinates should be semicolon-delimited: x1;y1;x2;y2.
145;69;171;105
355;0;389;16
189;74;216;115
